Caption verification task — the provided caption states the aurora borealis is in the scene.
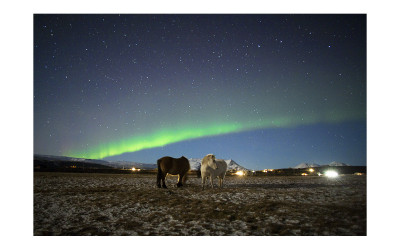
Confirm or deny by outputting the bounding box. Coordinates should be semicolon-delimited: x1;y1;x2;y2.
34;14;366;169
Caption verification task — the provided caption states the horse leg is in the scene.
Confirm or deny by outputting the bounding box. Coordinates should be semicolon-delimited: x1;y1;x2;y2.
201;176;206;190
210;176;214;189
161;173;167;188
177;174;183;187
219;177;222;188
182;173;188;184
157;171;162;188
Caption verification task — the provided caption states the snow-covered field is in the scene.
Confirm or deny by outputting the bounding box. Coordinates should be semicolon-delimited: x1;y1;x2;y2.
34;172;366;236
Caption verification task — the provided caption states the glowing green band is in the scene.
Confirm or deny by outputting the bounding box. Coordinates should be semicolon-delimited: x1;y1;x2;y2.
68;122;242;159
67;112;364;159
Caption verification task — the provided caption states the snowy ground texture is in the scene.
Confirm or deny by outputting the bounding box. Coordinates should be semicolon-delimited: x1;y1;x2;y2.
34;173;366;236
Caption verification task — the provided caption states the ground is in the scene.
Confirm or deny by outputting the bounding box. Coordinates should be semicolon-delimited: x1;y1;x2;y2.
34;172;366;236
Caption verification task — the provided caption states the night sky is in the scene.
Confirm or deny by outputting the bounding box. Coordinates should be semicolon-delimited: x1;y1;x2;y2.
34;14;366;169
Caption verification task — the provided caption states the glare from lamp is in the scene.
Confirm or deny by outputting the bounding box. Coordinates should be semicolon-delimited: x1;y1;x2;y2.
325;170;339;178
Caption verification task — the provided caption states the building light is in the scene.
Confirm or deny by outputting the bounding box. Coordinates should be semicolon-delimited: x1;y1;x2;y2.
235;171;245;176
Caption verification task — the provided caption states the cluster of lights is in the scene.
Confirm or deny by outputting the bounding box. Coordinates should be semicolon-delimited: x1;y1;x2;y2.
131;167;141;172
262;169;274;173
301;168;339;178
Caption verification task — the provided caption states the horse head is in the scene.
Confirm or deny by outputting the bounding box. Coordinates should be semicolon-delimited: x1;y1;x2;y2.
206;154;217;169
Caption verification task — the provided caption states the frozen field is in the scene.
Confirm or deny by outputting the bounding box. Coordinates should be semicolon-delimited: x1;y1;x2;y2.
34;172;366;236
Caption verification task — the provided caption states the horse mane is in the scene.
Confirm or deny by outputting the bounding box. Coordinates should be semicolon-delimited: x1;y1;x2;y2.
202;154;215;165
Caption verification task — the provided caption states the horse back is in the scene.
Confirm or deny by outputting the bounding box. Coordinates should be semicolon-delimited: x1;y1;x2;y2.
178;157;190;172
158;156;190;175
215;159;227;170
158;156;173;172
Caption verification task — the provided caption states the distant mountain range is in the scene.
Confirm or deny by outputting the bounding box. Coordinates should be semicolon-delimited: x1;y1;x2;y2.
293;161;350;169
34;154;250;171
188;158;249;171
34;154;157;169
34;154;352;171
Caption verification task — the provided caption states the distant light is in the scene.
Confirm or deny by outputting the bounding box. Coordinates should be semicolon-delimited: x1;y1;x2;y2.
301;173;308;176
308;168;314;172
235;171;245;176
325;170;338;178
318;172;322;176
131;167;140;171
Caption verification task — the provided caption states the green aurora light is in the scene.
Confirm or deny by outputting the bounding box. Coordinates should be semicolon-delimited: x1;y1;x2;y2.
66;111;363;159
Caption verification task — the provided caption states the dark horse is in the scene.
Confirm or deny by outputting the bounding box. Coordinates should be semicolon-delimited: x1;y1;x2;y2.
157;156;190;188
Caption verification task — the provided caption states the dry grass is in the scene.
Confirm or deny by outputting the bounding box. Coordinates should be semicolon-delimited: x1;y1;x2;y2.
34;172;366;236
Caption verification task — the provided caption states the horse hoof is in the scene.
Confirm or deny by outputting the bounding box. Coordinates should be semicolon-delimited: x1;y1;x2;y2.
177;183;183;187
162;185;167;189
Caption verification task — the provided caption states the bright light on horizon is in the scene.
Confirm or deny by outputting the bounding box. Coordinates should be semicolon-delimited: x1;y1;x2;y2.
325;170;338;178
235;171;245;176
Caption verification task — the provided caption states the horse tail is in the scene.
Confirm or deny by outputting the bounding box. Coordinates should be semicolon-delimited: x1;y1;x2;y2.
157;159;162;174
156;158;163;187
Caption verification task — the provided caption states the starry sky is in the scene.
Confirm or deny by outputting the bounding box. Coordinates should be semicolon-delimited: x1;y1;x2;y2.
34;14;366;169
